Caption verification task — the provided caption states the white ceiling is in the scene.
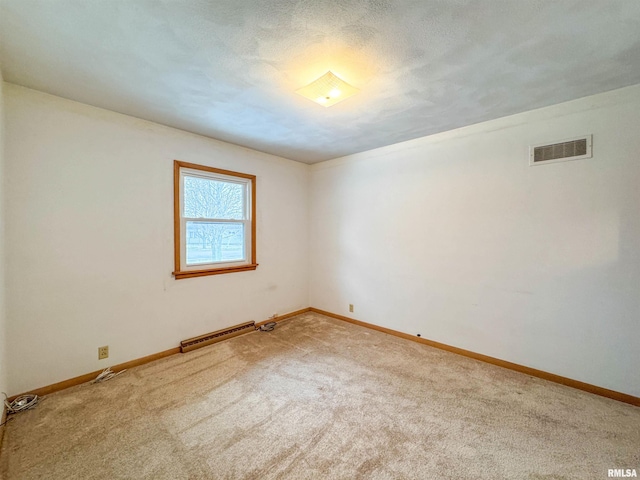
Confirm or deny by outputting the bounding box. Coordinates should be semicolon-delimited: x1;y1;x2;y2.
2;1;640;164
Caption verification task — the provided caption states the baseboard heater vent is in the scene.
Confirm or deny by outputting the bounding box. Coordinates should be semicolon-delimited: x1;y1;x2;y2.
180;321;255;353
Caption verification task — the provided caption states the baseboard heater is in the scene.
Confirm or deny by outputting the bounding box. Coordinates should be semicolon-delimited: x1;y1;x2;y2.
180;321;256;353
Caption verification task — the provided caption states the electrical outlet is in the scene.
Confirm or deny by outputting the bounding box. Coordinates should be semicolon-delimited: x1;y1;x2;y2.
98;346;109;360
349;304;354;313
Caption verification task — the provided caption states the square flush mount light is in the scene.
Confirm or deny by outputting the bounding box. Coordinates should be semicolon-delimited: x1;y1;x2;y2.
296;71;359;107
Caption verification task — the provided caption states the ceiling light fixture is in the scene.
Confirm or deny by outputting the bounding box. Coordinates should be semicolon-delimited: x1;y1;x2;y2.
296;71;359;107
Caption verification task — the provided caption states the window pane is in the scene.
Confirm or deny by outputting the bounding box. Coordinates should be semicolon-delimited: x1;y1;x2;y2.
184;176;244;219
186;222;245;265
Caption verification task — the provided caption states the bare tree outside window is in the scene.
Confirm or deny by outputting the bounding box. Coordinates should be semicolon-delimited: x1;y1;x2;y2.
184;176;245;264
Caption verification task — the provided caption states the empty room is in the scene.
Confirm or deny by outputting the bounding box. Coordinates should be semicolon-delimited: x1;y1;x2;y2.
0;1;639;479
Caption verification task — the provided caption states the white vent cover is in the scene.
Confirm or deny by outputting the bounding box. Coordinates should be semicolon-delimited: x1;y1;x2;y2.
529;135;592;166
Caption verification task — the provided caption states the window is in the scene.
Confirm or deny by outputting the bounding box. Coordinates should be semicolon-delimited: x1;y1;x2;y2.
173;160;257;279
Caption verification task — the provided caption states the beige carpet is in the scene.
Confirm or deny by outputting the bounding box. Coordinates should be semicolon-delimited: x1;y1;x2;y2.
0;312;638;479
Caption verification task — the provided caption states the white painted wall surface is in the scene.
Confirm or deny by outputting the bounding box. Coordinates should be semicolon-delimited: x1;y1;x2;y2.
310;85;640;397
4;85;309;395
0;75;7;399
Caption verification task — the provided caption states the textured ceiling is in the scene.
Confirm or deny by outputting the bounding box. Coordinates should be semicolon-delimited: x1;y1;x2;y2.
2;1;640;164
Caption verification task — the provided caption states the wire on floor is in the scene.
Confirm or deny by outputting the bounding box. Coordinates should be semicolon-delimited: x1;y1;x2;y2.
257;322;276;332
3;392;39;414
92;367;126;383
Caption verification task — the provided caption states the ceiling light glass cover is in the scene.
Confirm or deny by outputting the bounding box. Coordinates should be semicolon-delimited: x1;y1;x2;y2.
296;71;359;107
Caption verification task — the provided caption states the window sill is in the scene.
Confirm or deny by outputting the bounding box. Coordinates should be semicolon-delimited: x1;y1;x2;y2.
173;264;258;280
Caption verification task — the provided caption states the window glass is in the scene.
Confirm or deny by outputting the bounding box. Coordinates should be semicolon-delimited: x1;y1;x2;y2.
186;222;245;265
183;176;244;220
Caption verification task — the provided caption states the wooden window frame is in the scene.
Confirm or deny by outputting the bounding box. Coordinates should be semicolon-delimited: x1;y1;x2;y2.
173;160;257;280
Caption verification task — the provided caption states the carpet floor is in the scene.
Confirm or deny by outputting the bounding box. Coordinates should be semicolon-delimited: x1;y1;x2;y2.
0;312;638;479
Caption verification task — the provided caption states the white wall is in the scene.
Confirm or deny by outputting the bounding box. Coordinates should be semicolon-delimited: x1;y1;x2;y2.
310;85;640;397
4;81;639;398
0;75;7;400
4;85;309;395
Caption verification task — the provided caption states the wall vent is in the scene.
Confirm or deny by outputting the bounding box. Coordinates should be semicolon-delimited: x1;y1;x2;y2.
529;135;592;166
180;321;255;353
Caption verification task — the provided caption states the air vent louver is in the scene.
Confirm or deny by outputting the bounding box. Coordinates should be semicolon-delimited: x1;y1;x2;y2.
530;135;592;166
